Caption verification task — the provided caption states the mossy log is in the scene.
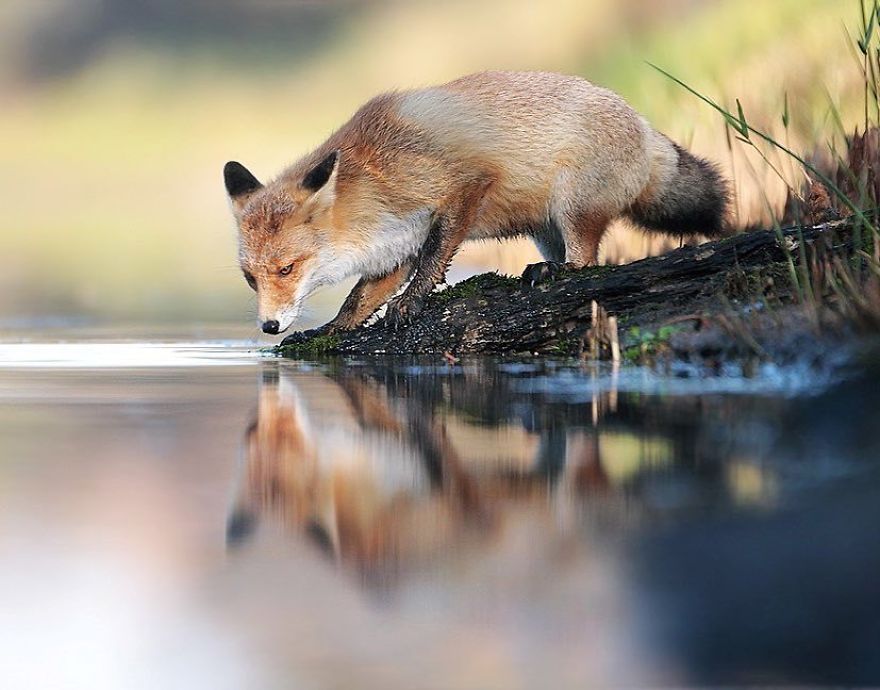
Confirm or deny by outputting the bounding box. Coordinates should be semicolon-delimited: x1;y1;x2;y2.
277;221;853;357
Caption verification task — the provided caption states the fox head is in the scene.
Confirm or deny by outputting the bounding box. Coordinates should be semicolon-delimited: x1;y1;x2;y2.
224;151;342;334
226;368;334;554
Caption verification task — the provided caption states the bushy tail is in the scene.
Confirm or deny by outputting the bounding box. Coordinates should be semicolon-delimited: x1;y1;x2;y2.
625;142;730;238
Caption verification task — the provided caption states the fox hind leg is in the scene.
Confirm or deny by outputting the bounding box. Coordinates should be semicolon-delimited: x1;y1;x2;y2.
522;211;610;285
560;210;609;267
523;222;567;285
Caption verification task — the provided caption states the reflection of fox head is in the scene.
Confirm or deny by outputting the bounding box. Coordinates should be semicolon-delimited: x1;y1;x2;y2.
227;368;476;574
224;152;347;335
228;374;318;536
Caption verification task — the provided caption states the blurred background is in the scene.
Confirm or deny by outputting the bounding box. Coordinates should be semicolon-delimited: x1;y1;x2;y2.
0;0;863;328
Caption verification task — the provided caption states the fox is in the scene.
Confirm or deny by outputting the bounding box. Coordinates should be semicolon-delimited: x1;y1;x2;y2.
223;70;728;337
226;367;488;580
226;364;611;582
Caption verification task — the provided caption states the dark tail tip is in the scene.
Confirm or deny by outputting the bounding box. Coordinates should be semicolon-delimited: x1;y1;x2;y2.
627;143;731;239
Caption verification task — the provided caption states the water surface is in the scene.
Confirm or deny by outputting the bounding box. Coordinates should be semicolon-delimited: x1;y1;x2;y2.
1;335;878;688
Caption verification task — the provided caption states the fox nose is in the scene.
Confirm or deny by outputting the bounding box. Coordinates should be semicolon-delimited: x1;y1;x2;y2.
261;320;280;335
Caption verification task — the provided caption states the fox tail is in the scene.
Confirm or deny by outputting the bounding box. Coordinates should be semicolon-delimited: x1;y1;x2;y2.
626;139;730;238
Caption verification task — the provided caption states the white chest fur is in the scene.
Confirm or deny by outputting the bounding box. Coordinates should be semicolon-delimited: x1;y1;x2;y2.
355;209;433;278
310;209;432;288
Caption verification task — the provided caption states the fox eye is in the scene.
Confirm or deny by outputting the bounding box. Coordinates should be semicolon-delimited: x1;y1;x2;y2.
278;263;294;276
243;271;257;291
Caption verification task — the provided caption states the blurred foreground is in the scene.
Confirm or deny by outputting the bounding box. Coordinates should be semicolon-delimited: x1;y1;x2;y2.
1;341;878;687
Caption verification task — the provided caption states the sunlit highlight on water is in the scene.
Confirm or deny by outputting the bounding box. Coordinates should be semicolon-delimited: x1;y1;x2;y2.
0;342;264;368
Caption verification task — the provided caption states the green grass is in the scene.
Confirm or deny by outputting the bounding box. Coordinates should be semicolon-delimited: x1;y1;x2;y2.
549;334;578;357
622;325;683;364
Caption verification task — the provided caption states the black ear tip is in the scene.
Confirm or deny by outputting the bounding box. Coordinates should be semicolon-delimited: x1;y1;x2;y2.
224;161;263;198
302;150;340;192
223;161;249;185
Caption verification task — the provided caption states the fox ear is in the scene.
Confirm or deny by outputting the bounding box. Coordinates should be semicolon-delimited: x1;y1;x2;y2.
224;161;263;214
301;151;339;212
302;150;339;193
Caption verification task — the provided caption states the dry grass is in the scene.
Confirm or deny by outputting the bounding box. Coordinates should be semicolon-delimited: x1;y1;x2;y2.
783;126;880;225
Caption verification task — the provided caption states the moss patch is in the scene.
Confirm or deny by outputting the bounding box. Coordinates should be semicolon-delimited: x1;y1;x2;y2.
576;264;615;279
276;333;342;357
430;272;521;305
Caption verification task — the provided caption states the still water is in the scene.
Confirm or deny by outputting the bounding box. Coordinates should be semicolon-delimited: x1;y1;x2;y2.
1;334;878;688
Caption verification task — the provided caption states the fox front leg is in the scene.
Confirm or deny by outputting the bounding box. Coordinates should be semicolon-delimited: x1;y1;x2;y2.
332;262;413;330
280;263;411;346
385;181;492;330
384;215;453;330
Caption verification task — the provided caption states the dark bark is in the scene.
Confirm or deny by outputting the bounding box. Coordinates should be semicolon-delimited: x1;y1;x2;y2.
277;221;854;357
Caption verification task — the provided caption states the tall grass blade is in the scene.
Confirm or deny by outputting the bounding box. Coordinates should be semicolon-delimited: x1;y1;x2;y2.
647;61;876;233
782;91;790;129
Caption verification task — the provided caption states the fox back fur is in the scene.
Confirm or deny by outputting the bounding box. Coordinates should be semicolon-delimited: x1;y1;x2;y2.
224;70;729;335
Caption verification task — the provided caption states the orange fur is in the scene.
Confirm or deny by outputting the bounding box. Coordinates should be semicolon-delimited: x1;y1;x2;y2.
224;71;728;333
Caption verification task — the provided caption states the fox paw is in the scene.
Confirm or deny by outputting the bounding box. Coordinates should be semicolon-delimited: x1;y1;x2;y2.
384;295;424;330
521;261;576;286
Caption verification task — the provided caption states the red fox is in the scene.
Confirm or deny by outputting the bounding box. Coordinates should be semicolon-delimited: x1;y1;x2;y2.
226;367;488;579
226;364;611;582
223;70;728;336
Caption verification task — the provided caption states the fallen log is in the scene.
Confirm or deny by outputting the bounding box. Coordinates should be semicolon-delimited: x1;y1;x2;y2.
277;221;854;357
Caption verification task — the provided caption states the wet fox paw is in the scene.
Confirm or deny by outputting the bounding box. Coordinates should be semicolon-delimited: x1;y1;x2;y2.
521;261;576;286
384;294;424;330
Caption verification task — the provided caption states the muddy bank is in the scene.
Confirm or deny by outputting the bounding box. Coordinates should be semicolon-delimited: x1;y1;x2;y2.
277;220;860;362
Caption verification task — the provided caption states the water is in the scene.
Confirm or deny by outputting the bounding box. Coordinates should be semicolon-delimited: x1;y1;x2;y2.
1;334;878;688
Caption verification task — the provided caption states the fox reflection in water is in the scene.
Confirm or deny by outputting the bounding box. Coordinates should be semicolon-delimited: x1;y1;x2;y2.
225;359;880;684
225;359;779;580
226;362;613;583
